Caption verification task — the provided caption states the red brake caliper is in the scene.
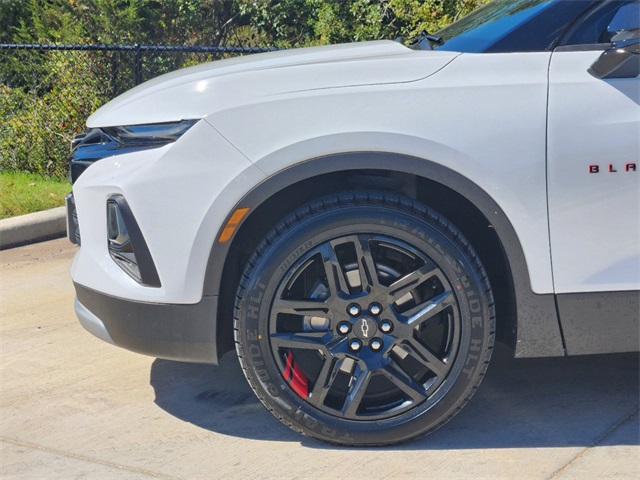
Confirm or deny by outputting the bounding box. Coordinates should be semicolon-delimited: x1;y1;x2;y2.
283;350;309;398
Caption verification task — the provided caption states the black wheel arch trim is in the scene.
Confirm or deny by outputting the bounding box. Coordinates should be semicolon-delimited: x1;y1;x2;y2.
204;152;565;359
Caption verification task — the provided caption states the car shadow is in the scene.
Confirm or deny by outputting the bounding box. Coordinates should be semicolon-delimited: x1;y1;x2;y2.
150;343;639;449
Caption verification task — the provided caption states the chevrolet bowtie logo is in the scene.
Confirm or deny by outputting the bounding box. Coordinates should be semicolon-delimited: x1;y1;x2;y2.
361;319;370;338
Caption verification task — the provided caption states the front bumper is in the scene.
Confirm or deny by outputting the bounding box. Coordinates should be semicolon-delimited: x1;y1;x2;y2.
69;119;265;304
75;283;219;364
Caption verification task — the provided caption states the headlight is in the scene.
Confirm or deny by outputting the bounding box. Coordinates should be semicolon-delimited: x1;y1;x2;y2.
101;121;197;146
69;120;198;183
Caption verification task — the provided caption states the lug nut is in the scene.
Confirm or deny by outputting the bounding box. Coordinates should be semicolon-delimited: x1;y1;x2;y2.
369;303;382;316
370;338;383;351
380;320;393;333
349;339;362;352
347;304;361;317
337;322;351;335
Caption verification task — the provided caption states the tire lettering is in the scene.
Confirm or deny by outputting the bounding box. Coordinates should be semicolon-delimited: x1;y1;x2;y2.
250;285;265;304
462;339;483;378
247;304;259;320
247;281;266;320
248;340;279;397
410;227;426;240
305;417;319;429
249;343;262;359
291;408;320;429
450;258;463;273
321;426;337;437
280;241;314;273
256;367;270;382
469;299;481;314
339;432;355;442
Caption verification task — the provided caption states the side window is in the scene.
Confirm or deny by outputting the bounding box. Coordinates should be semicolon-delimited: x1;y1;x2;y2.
608;2;640;41
561;0;639;46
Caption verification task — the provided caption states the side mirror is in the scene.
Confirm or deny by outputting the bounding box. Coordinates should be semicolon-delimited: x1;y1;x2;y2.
588;39;640;79
589;2;639;79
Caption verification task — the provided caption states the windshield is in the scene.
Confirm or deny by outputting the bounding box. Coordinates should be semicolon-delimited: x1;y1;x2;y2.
435;0;595;53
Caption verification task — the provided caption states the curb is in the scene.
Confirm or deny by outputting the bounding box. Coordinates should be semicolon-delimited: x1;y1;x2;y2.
0;207;67;250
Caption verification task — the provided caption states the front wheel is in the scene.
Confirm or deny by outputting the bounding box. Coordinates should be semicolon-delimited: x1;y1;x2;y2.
234;192;495;446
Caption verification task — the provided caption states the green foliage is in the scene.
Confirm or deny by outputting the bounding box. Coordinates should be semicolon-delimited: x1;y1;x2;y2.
0;170;70;219
0;0;30;43
241;0;489;47
1;51;107;178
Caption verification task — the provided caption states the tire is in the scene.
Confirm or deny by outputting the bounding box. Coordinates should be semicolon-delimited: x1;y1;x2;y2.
234;191;495;446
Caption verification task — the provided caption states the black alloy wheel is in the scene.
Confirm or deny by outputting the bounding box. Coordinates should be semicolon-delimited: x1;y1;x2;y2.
234;192;495;446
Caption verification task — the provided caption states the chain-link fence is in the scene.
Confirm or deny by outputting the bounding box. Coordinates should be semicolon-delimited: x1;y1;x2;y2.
0;43;275;179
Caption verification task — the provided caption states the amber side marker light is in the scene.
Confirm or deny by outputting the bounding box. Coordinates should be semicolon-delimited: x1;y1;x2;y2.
218;207;250;243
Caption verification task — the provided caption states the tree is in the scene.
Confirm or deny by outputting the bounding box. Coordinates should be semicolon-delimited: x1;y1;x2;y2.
240;0;489;48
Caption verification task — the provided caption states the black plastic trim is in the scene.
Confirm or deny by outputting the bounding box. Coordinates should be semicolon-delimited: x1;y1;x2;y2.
108;195;161;288
557;291;639;355
554;44;608;52
75;283;219;364
65;192;80;245
205;152;565;358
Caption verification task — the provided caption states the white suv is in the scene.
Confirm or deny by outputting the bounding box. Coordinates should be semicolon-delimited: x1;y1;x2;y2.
68;0;639;445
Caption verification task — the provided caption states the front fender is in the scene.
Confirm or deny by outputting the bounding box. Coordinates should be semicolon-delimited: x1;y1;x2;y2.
204;151;564;358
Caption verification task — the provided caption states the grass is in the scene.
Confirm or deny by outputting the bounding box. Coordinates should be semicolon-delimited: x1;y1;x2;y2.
0;171;70;219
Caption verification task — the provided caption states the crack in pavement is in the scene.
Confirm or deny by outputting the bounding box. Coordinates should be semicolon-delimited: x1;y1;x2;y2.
1;436;179;480
546;408;640;479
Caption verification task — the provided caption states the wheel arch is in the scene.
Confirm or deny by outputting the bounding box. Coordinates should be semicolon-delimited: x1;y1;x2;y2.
205;152;564;361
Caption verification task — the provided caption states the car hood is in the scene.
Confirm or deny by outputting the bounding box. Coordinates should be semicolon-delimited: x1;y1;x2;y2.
88;40;459;128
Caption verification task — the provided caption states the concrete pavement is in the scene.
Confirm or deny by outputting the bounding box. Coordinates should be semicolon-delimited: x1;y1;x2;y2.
1;238;638;479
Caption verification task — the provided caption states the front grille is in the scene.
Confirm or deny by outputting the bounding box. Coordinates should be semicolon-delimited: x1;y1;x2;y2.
65;193;81;245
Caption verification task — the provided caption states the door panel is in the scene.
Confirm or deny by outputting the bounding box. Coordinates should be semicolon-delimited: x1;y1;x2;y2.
547;50;639;294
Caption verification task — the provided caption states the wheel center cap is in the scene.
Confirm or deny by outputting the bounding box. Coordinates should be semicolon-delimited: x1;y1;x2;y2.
353;316;377;340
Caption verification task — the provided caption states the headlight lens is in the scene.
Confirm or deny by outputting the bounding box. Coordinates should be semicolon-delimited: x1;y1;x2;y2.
101;120;197;146
69;120;198;183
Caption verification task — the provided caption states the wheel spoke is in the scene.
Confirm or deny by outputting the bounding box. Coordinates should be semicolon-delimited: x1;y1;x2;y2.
403;339;447;378
270;331;330;350
404;290;454;326
319;243;349;297
271;298;329;317
353;235;379;290
307;357;345;408
341;367;373;418
388;265;440;304
381;364;428;403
